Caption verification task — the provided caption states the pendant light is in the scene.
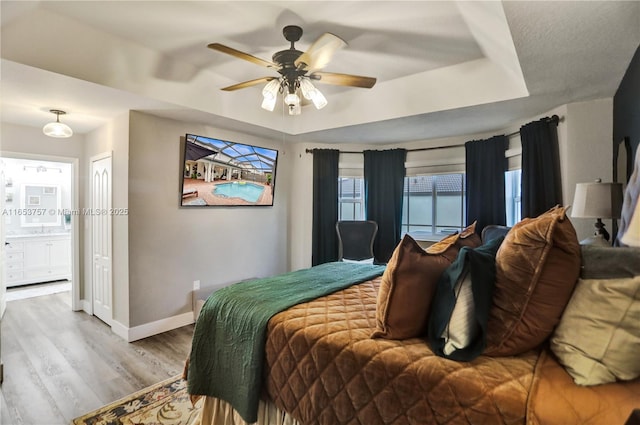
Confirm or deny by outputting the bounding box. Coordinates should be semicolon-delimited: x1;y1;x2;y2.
43;109;73;138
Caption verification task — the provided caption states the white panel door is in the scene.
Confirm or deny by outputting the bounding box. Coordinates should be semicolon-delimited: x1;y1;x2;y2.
1;159;6;383
1;159;7;319
91;155;113;325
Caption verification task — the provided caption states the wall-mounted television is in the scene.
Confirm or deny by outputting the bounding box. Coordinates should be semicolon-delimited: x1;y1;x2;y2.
180;133;278;207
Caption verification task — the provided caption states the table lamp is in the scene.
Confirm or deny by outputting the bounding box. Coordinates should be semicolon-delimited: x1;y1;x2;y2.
571;179;623;245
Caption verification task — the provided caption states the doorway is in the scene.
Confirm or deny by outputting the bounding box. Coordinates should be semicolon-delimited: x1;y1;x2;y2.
0;154;80;311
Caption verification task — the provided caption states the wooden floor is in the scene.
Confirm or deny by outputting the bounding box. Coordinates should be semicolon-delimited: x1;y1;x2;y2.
0;290;195;425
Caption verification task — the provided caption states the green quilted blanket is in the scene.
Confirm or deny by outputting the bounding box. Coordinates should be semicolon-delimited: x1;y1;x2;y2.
187;261;386;423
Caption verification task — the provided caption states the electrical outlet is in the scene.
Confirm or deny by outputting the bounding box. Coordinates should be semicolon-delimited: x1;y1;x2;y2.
193;280;200;290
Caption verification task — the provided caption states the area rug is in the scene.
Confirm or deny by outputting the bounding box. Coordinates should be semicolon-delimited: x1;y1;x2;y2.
72;375;202;425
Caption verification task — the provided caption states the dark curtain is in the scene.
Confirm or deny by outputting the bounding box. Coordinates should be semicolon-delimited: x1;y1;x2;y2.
364;149;406;264
521;117;562;218
465;135;508;234
312;149;339;266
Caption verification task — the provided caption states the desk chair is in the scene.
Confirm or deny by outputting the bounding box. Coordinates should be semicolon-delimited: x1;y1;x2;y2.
336;220;378;263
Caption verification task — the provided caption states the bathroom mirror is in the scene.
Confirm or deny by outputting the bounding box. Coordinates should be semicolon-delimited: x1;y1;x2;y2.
20;184;61;226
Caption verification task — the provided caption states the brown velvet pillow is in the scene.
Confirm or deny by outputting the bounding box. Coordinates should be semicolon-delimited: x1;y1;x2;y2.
372;222;481;340
484;206;581;356
458;221;482;248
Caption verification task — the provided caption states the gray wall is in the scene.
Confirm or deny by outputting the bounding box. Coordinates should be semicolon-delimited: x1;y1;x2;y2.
83;112;131;326
127;112;290;327
561;99;614;241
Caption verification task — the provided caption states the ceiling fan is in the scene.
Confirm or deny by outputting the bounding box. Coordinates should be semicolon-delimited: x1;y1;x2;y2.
208;25;377;115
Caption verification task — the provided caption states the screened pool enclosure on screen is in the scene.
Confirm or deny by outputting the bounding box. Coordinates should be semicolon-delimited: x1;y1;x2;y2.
180;133;278;207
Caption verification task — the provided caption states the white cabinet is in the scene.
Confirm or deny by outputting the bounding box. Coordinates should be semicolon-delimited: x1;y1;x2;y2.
24;241;49;269
49;240;71;269
5;241;25;286
5;235;71;287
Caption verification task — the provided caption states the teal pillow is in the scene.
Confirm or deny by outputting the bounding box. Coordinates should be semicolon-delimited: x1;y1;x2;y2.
427;236;503;361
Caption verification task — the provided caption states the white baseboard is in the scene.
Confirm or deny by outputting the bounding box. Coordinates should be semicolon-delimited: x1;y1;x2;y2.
81;299;93;315
111;320;129;340
111;311;195;342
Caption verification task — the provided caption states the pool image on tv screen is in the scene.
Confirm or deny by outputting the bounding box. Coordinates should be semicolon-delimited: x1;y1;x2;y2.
180;133;278;207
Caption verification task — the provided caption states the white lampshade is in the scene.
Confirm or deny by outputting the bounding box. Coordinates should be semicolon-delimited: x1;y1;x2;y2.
621;201;640;247
299;77;316;100
284;92;300;107
311;89;328;110
261;79;280;112
300;78;328;110
43;109;73;138
43;122;73;138
571;180;623;219
261;96;277;112
262;79;280;99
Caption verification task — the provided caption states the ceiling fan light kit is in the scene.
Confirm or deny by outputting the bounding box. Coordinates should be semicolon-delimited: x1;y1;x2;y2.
43;109;73;138
300;77;328;109
261;79;280;111
209;25;376;116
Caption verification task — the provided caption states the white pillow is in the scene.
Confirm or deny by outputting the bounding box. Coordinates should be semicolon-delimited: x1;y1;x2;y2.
550;276;640;386
441;271;476;355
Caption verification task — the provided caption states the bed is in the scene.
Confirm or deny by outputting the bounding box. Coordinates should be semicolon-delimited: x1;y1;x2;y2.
186;258;639;425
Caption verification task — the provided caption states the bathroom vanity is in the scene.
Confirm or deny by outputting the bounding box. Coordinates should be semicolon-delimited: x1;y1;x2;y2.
5;234;72;287
4;182;71;287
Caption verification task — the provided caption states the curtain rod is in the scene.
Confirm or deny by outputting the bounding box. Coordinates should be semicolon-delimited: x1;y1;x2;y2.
305;115;562;154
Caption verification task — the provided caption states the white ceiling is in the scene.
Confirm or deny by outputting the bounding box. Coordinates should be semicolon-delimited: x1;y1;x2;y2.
1;1;639;145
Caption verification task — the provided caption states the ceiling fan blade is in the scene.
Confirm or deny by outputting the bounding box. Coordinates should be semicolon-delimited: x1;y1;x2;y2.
294;33;347;72
221;77;277;91
310;72;377;89
208;43;277;69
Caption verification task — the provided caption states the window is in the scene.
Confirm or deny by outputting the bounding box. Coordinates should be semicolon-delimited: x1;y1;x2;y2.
338;167;521;233
402;173;466;240
505;169;522;226
338;177;364;220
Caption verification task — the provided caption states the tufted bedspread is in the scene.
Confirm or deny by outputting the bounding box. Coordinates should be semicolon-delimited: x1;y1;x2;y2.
263;277;539;425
